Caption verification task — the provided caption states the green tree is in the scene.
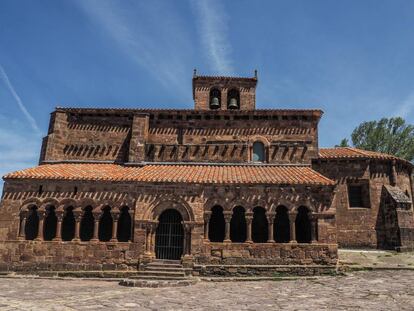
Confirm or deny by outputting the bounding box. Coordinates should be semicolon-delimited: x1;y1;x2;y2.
335;138;350;147
348;117;414;161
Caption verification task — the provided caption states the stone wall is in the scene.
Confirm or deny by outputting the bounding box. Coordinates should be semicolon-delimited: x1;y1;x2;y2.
196;242;337;266
39;108;321;165
313;158;414;249
0;240;140;272
0;178;336;270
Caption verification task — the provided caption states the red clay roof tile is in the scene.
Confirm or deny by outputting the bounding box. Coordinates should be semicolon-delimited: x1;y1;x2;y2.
3;163;335;186
319;147;412;166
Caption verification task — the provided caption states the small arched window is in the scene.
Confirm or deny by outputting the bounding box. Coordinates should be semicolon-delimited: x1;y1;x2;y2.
252;141;265;162
209;88;221;110
227;89;240;110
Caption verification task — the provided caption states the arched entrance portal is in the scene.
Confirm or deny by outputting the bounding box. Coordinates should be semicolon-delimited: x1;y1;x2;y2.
155;209;184;260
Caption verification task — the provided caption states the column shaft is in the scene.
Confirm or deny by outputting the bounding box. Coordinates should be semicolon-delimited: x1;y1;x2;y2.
53;213;63;241
18;215;27;240
91;214;100;242
246;215;253;243
310;216;318;243
224;214;232;242
35;213;45;241
73;212;81;241
289;213;297;243
266;212;275;243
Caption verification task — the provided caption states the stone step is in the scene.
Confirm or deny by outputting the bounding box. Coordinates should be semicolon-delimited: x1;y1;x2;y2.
145;263;184;269
137;270;186;277
120;278;197;287
145;266;185;272
130;275;187;281
151;259;182;265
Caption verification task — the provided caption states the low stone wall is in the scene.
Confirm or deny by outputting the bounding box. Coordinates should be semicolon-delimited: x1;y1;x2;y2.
196;242;338;266
0;240;141;272
193;264;337;277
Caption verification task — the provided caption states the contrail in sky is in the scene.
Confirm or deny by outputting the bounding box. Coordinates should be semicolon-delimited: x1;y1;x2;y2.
0;64;41;134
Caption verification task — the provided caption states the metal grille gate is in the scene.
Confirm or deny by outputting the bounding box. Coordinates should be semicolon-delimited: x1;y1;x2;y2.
155;209;184;260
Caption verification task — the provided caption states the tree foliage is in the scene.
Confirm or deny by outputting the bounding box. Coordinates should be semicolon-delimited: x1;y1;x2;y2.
335;138;350;147
346;117;414;161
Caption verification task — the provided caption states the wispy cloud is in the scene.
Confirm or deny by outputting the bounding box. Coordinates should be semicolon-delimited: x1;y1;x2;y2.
191;0;234;75
75;0;191;97
0;64;41;134
393;92;414;119
0;115;41;191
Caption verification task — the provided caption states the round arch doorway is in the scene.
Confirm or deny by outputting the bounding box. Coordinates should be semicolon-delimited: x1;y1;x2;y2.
155;209;184;260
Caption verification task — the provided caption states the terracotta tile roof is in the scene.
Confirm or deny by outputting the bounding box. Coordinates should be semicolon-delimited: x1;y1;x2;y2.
3;163;335;186
319;147;412;166
56;107;323;115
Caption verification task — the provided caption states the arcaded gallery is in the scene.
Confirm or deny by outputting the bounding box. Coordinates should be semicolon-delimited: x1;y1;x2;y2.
0;72;413;276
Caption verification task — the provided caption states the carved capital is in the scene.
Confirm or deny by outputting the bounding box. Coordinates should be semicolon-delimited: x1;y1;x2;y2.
37;211;46;220
183;221;195;232
203;211;212;221
55;211;64;221
223;211;232;222
111;212;120;221
92;213;101;221
288;211;297;222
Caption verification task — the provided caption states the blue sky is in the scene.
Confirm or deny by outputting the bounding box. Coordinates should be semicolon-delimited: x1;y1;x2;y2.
1;0;414;186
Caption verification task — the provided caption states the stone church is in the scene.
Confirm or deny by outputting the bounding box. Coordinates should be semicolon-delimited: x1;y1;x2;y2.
0;72;413;275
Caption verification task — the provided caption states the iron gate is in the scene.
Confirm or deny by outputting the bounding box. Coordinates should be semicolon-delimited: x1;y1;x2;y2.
155;209;184;260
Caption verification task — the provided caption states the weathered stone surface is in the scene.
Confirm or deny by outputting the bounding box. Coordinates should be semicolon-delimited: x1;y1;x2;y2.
0;271;413;310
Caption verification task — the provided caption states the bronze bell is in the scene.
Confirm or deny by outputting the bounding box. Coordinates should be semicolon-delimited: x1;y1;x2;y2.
228;97;239;109
210;97;220;109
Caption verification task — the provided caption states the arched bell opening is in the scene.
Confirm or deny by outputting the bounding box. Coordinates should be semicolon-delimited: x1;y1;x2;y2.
155;209;184;260
296;206;312;243
117;206;132;242
25;205;39;240
98;206;113;242
209;88;221;110
252;207;268;243
80;206;94;242
227;88;240;110
61;206;76;241
208;205;225;242
274;205;290;243
230;206;247;242
43;205;57;241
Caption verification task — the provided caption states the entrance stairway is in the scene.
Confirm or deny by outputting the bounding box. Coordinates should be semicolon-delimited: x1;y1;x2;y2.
119;259;196;287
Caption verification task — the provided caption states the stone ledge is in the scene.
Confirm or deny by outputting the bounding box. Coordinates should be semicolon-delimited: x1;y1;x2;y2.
193;264;337;277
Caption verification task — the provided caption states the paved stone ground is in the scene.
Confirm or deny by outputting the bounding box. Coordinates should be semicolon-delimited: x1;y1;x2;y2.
0;270;413;310
339;249;414;269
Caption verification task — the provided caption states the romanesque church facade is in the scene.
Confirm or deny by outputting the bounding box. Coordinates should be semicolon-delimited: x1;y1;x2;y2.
0;72;413;274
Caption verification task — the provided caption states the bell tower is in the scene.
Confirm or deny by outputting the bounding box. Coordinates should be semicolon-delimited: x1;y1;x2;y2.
192;70;258;111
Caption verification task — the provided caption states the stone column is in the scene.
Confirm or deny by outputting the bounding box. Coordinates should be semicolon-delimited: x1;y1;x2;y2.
150;222;158;255
183;222;193;256
145;223;151;254
266;212;276;243
73;211;81;241
128;210;134;242
53;212;63;241
35;211;45;241
310;215;318;243
223;211;232;242
245;213;253;243
288;211;297;243
91;213;100;242
18;212;27;240
110;212;119;242
203;211;211;241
